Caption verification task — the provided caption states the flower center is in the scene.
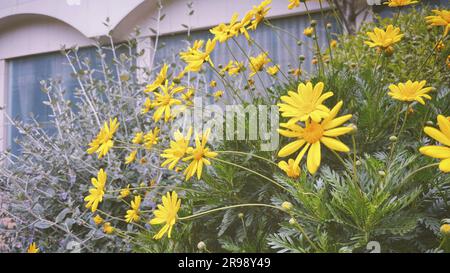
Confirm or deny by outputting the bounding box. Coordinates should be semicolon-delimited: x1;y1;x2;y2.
303;122;324;144
193;147;205;161
161;95;172;106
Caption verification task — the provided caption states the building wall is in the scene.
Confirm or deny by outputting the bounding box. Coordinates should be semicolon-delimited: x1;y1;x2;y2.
0;0;332;152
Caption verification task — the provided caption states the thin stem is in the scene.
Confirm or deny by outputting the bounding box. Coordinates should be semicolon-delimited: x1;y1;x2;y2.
216;150;278;167
179;203;286;221
211;157;288;191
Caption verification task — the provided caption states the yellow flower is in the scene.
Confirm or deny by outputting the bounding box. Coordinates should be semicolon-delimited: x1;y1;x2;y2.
141;97;154;114
27;242;39;253
210;80;217;88
249;53;271;78
182;89;195;106
145;64;169;93
278;82;333;124
150;191;181;240
303;27;314;37
365;25;403;49
183;128;218;180
288;0;300;10
180;39;216;72
144;128;160;149
388;80;434;104
384;0;418;7
278;101;353;174
223;61;245;76
87;118;119;159
153;82;184;122
289;68;302;77
132;132;144;145
119;185;131;199
84;169;107;212
125;195;142;223
161;128;193;170
125;150;138;164
441;224;450;235
93;215;103;225
278;159;301;178
213;90;224;101
249;0;272;30
426;9;450;36
210;13;240;43
103;222;114;234
330;39;338;48
419;115;450;173
267;65;280;76
236;11;254;40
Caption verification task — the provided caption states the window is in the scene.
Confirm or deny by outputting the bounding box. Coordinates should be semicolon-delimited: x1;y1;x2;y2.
155;12;337;74
7;47;99;153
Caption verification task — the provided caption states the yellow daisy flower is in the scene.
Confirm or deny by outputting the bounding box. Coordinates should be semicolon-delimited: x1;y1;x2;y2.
249;53;271;78
132;132;144;145
125;150;138;164
180;39;216;72
288;0;300;10
267;65;280;76
384;0;418;7
84;169;107;212
278;159;301;178
278;101;353;174
103;222;114;234
249;0;272;30
119;185;131;199
419;115;450;173
27;242;39;253
388;80;434;104
141;97;154;114
93;215;103;225
152;82;184;122
213;90;224;101
87;118;119;159
278;82;333;124
149;192;181;240
161;128;193;170
144;128;160;150
210;13;240;43
125;195;142;223
183;128;218;180
426;9;450;37
365;25;403;49
145;64;169;93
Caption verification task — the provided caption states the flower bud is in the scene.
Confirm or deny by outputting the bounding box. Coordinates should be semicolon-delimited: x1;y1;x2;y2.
440;224;450;236
197;241;207;250
348;123;357;134
238;212;244;219
426;121;434;126
384;46;394;56
326;23;333;29
389;136;398;142
378;171;386;177
289;218;296;225
310;20;317;27
356;160;362;166
281;202;293;211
